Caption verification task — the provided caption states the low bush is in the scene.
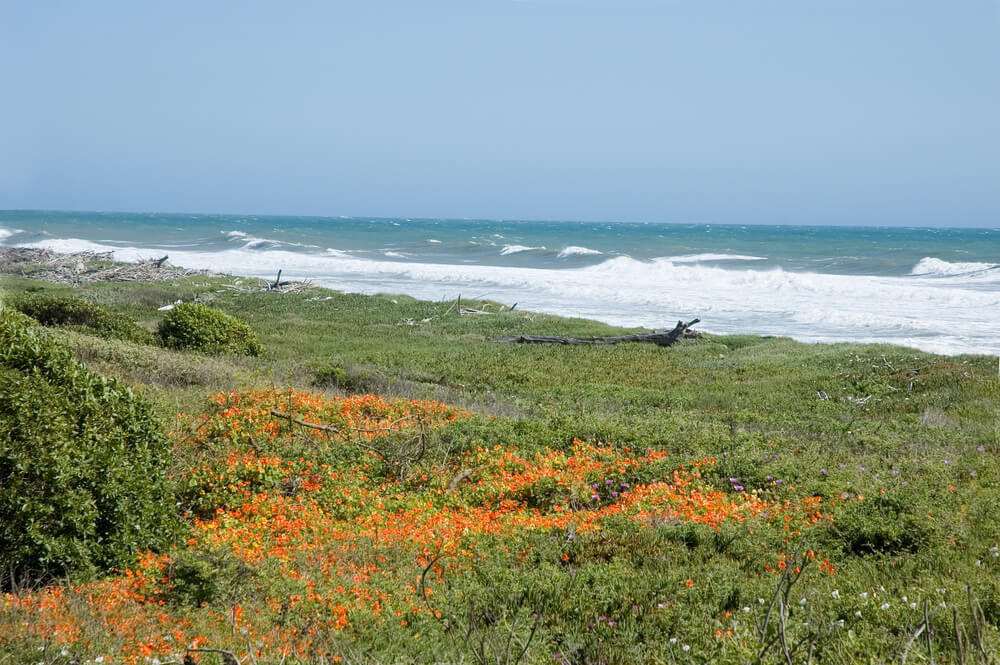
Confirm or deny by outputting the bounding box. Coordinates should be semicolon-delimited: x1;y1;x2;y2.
9;292;154;344
0;306;176;588
164;549;257;608
157;302;263;356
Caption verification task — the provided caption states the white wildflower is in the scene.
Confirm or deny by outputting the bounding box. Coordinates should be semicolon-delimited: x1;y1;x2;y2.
682;644;691;652
831;590;840;599
881;603;890;610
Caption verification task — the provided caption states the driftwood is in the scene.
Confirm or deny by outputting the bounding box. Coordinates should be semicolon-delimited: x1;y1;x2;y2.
491;318;701;347
0;247;313;292
0;247;210;284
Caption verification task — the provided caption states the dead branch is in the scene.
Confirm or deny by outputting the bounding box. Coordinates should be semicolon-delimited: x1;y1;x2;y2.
186;648;241;665
270;409;343;435
490;319;700;347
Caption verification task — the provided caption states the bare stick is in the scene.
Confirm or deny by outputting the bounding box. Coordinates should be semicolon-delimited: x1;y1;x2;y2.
448;468;476;491
953;607;965;665
270;409;343;435
778;598;793;665
901;620;926;664
924;599;935;665
186;648;241;665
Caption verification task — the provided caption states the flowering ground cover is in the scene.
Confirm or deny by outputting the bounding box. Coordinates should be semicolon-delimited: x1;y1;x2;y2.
1;388;834;663
2;275;999;664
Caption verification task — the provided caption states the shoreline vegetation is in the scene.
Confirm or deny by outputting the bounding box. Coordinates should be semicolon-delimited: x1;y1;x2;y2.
1;248;998;664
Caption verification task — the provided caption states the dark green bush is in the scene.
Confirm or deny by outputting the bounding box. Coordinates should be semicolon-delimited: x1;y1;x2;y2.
313;364;377;393
0;306;176;587
164;549;257;608
9;292;154;345
157;302;263;356
830;490;935;555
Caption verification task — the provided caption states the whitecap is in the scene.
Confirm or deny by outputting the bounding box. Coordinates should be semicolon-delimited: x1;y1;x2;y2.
909;257;998;277
557;246;603;258
655;253;766;263
500;245;546;256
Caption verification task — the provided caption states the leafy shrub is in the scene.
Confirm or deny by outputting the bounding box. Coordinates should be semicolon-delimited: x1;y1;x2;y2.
164;549;257;608
830;490;935;555
0;306;176;587
9;292;154;345
313;364;373;392
157;302;263;356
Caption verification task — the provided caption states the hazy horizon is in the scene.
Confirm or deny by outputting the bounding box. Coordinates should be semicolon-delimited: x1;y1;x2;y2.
3;207;999;231
3;1;999;227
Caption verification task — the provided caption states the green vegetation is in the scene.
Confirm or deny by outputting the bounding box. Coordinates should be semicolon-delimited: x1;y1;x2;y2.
9;292;155;344
0;271;998;664
157;301;263;356
0;305;176;587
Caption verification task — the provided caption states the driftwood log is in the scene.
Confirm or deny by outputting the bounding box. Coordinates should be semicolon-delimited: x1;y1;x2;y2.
491;318;701;347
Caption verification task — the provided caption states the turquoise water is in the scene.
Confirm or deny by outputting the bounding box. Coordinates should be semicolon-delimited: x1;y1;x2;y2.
2;210;998;355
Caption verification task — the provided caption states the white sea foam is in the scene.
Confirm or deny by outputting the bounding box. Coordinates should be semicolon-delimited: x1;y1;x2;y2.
910;257;998;277
384;251;408;258
0;228;19;240
427;239;442;244
500;245;547;255
13;236;1000;355
656;253;767;263
557;246;603;258
222;230;319;251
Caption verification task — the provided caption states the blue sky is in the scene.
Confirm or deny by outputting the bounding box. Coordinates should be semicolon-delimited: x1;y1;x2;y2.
1;0;998;225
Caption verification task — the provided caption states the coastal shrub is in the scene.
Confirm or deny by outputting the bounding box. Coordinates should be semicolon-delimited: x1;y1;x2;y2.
157;302;263;356
0;306;176;588
314;364;374;393
9;292;154;345
164;549;257;608
829;490;934;555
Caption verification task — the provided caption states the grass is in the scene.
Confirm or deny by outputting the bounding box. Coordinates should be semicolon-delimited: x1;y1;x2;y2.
1;272;998;664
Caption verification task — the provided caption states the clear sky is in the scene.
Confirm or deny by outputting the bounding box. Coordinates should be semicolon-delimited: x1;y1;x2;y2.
1;0;998;226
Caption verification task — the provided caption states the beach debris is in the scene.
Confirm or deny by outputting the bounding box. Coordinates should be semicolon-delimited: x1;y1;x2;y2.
491;318;701;347
0;247;315;293
0;247;210;284
157;300;184;311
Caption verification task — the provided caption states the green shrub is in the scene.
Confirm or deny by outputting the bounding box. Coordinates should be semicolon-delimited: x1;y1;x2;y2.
830;490;935;555
0;307;176;587
313;364;377;393
164;549;257;608
9;292;154;345
157;302;263;356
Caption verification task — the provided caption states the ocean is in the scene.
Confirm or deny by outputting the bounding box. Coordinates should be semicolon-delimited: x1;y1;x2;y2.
2;210;998;356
